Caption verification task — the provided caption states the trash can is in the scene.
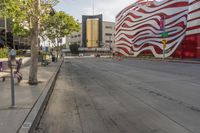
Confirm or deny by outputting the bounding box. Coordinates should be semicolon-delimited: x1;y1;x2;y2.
38;55;43;62
52;56;56;62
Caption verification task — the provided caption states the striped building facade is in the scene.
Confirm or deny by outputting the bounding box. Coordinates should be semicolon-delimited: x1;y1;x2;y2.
115;0;200;58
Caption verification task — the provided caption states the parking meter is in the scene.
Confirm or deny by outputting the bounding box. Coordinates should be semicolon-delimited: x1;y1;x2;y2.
8;49;16;68
8;49;16;106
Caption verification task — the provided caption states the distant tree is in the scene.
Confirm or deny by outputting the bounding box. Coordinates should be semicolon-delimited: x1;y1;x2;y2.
42;11;80;59
0;0;59;85
69;43;80;55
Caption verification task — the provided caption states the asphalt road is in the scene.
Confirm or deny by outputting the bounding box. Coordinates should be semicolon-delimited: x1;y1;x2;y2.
35;58;200;133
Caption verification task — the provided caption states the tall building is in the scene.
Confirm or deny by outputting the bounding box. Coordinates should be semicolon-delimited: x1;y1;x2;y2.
66;14;115;49
82;14;102;48
115;0;200;58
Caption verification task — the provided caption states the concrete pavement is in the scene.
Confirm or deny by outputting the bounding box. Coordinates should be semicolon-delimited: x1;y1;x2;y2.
35;58;200;133
0;60;62;133
0;57;31;78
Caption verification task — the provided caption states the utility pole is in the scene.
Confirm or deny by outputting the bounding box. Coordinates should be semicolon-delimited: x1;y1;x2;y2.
160;15;168;60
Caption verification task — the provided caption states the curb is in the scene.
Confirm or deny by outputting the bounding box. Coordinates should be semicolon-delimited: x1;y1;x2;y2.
129;58;200;64
166;60;200;64
17;59;64;133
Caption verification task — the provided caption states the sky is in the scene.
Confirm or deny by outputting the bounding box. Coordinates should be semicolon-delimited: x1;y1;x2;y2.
55;0;136;22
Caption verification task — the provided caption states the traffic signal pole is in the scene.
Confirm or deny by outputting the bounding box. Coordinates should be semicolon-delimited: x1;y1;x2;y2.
160;15;168;60
163;41;166;60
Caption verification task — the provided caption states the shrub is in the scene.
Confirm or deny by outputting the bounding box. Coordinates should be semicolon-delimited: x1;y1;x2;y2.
69;44;79;54
0;47;8;58
16;50;24;56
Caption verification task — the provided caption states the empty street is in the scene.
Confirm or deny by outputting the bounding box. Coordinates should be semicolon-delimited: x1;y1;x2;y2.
35;58;200;133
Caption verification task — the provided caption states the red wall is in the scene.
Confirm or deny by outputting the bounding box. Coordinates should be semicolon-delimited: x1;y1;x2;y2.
197;34;200;58
173;34;200;58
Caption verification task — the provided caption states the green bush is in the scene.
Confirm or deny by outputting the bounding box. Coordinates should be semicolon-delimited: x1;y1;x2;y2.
0;48;8;58
69;44;79;54
16;50;24;56
40;51;50;56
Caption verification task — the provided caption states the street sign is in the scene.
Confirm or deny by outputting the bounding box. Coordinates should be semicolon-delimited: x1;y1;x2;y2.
162;39;167;45
163;43;166;49
161;32;168;38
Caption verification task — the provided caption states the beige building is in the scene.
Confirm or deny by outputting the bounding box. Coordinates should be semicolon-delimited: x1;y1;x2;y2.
65;21;115;48
65;25;82;48
102;21;115;48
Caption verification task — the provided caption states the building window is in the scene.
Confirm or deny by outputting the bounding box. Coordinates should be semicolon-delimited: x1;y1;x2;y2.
105;33;112;36
105;26;112;29
106;40;112;43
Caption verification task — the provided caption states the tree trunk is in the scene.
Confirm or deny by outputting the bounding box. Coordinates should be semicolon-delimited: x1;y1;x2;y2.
28;22;39;85
28;0;40;85
56;39;59;62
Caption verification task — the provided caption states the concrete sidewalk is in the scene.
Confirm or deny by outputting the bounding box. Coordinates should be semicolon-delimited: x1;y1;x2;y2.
0;57;31;78
0;60;62;133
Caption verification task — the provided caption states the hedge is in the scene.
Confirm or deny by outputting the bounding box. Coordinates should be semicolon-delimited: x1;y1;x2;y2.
0;48;8;58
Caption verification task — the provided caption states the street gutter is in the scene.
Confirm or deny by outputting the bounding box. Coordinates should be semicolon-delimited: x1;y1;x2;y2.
17;59;64;133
